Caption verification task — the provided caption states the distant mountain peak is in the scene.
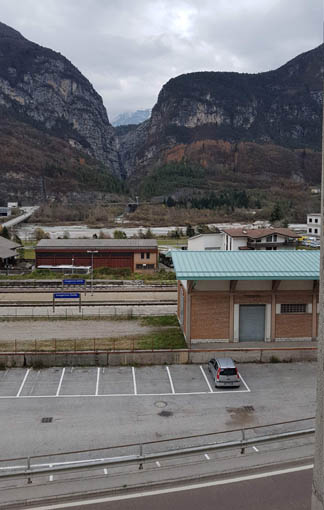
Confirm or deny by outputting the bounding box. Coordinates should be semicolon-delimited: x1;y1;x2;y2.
112;109;151;126
0;21;25;40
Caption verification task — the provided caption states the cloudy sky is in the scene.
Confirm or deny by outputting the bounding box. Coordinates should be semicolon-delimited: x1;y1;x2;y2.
0;0;322;119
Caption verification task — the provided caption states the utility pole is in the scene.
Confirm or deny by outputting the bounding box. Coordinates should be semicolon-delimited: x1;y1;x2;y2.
87;250;98;296
312;76;324;509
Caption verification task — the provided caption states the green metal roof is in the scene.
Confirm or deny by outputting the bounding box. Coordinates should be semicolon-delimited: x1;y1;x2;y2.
171;250;320;280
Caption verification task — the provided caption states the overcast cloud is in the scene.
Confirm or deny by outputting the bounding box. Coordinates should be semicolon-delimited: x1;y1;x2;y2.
0;0;321;119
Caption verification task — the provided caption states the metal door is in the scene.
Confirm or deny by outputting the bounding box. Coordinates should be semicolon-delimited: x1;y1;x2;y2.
239;305;265;342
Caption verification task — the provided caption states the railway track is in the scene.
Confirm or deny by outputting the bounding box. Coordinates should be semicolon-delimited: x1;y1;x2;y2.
0;300;177;307
0;280;177;292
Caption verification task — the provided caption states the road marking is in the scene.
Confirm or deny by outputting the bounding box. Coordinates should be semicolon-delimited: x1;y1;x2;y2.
253;446;259;452
95;367;100;396
166;366;175;394
200;366;213;393
25;463;314;509
104;468;108;475
56;368;65;397
239;373;251;392
132;367;137;395
16;369;30;397
156;461;161;467
0;387;250;400
49;465;53;482
204;453;210;460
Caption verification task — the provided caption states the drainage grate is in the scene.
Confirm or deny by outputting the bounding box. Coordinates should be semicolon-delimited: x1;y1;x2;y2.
41;417;53;423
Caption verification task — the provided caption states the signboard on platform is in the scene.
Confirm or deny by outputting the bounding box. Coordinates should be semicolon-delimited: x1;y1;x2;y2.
62;279;85;285
53;292;82;312
54;292;80;299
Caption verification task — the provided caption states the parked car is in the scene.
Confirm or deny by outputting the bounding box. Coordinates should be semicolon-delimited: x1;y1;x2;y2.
208;357;240;388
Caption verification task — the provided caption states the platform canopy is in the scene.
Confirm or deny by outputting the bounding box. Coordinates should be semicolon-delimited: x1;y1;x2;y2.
171;250;320;280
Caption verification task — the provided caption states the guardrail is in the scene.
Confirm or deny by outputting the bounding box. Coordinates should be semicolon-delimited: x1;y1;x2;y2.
0;417;314;484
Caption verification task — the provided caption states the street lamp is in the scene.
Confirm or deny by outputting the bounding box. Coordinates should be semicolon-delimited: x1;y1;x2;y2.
87;250;98;295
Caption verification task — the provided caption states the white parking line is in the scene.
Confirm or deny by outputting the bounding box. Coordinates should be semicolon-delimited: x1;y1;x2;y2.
132;367;137;395
95;368;100;396
166;366;175;394
200;366;213;393
239;373;251;392
56;368;65;397
16;369;30;398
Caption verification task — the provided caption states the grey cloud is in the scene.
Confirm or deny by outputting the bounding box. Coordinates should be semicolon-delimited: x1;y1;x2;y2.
0;0;321;118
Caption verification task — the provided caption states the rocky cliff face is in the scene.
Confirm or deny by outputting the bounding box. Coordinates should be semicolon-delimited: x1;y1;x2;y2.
0;22;121;177
118;44;323;182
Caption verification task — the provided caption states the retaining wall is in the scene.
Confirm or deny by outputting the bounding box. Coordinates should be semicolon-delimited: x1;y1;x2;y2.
0;347;317;368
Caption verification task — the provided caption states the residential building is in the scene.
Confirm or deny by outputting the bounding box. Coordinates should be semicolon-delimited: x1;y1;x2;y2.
188;233;225;251
188;228;299;251
307;213;321;237
172;250;319;345
35;239;159;273
0;236;20;268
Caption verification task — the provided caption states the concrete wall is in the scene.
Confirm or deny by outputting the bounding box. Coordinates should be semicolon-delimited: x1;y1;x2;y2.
0;348;316;367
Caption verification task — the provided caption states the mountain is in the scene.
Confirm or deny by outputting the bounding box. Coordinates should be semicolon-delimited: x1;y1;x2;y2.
112;109;151;126
117;44;323;199
0;22;121;181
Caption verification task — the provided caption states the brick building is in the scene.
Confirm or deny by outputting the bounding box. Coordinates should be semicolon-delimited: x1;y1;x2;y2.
171;250;320;346
36;239;158;273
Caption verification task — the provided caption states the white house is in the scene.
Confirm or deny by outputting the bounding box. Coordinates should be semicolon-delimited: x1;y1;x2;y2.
188;228;299;251
188;233;225;250
307;213;321;237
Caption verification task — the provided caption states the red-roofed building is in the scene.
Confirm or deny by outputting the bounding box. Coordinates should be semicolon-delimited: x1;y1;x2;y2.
188;228;299;251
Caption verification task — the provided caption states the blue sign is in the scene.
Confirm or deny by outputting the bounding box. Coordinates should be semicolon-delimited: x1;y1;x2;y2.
54;293;80;299
63;279;85;285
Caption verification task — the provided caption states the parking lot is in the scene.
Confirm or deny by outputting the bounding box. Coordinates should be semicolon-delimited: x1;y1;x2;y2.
0;365;250;399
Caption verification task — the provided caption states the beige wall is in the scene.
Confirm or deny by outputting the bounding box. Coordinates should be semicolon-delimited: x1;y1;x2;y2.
133;251;158;272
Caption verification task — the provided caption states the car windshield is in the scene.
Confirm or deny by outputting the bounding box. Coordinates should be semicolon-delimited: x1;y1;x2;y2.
220;368;236;376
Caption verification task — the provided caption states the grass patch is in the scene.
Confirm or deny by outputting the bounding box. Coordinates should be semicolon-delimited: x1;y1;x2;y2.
138;328;186;349
140;315;178;327
0;328;186;352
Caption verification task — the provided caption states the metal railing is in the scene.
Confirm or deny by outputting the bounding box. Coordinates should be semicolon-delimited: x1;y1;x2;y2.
0;418;315;485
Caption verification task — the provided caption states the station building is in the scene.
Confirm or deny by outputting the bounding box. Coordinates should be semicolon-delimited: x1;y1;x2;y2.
35;239;158;273
171;250;320;346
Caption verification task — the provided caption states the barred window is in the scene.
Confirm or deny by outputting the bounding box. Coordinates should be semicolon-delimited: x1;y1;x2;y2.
280;304;306;314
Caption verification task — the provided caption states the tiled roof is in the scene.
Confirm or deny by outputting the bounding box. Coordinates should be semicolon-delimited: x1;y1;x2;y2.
221;228;299;239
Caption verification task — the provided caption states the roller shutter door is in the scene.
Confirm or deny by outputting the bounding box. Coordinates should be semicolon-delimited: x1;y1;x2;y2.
239;305;265;342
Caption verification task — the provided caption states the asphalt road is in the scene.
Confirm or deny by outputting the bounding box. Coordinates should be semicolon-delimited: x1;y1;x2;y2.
24;465;313;510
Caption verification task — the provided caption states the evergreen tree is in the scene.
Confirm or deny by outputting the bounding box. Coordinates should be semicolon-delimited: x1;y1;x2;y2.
186;224;195;237
0;226;10;240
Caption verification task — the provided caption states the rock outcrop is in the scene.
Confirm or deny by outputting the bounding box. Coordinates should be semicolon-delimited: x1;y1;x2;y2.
118;44;323;182
0;22;121;177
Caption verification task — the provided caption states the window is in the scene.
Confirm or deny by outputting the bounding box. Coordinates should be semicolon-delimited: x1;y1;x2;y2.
146;252;150;259
273;235;277;242
280;304;306;314
315;229;318;234
309;228;312;233
315;218;318;223
136;263;154;270
141;253;144;259
266;235;272;242
309;218;313;223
